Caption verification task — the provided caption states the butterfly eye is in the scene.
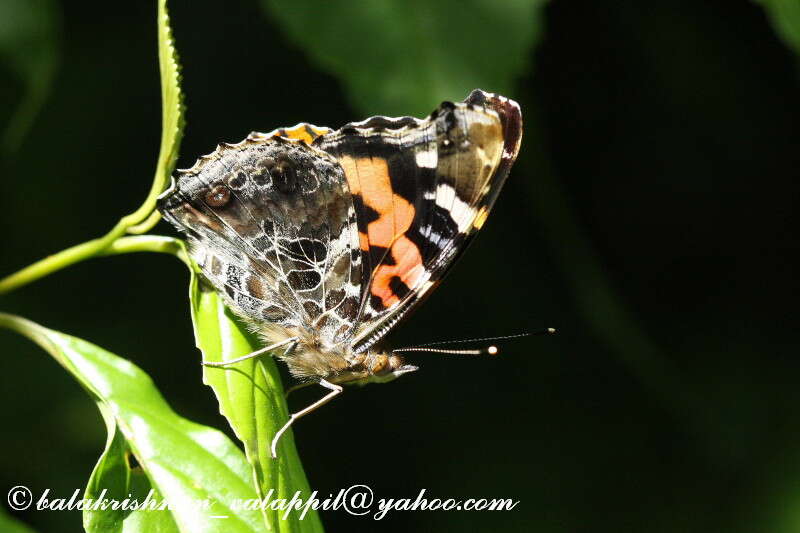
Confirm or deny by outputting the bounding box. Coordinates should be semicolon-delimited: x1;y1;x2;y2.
370;354;390;375
205;185;230;207
388;354;405;370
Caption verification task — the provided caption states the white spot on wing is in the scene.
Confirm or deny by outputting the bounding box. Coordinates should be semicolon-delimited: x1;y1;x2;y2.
434;183;476;232
415;149;437;169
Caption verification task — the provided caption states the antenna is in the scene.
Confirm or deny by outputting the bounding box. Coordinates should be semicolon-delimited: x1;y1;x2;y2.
391;346;497;356
392;328;555;357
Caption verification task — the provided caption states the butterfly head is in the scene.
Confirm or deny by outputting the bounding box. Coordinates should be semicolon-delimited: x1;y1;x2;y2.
332;350;418;386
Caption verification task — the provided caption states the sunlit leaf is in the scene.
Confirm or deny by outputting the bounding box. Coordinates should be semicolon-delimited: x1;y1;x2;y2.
0;313;265;533
190;275;324;533
0;0;59;153
83;405;179;533
262;0;546;116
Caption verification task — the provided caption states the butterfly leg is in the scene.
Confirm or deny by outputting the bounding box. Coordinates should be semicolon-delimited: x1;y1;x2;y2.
284;381;316;398
201;337;299;367
271;379;343;458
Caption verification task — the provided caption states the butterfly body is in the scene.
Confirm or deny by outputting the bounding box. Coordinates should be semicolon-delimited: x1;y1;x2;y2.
158;89;522;389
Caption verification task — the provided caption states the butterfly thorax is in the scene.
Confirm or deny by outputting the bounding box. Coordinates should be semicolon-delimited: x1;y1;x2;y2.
275;329;417;385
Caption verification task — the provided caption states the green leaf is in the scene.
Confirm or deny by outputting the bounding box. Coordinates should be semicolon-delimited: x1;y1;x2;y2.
0;506;37;533
128;0;186;234
0;0;59;153
152;0;185;206
756;0;800;56
0;313;266;533
83;404;179;533
262;0;546;116
190;275;324;533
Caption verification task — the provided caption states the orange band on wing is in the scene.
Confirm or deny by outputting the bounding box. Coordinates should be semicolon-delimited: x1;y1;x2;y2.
339;155;425;307
371;238;425;307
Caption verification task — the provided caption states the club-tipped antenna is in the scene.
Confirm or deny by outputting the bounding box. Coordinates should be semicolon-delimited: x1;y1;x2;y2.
392;328;555;357
391;346;497;356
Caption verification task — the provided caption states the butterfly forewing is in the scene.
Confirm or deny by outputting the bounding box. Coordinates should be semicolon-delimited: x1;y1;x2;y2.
313;90;522;352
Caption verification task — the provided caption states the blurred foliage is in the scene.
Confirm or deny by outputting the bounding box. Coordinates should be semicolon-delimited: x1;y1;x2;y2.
263;0;547;116
0;0;59;154
0;506;37;533
757;0;800;56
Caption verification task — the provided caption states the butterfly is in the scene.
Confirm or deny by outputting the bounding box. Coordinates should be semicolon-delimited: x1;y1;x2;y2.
157;89;522;456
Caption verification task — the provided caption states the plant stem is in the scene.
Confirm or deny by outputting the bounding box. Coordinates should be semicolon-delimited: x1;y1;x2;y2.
102;235;191;268
0;232;190;296
0;220;127;295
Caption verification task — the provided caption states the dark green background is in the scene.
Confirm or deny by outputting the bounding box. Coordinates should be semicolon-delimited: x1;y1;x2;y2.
2;1;800;531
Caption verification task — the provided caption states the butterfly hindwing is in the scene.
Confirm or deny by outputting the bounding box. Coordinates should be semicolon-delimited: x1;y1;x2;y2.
157;135;363;345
